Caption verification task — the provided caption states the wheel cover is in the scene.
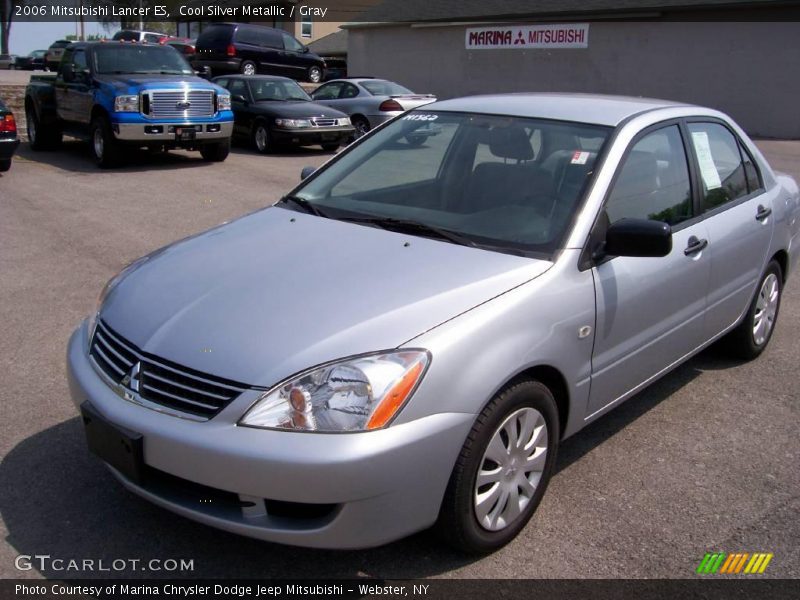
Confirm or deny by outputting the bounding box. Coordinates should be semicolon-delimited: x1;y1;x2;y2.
753;272;779;346
255;126;268;152
354;120;369;138
243;63;255;75
310;68;321;82
93;127;104;159
474;407;548;532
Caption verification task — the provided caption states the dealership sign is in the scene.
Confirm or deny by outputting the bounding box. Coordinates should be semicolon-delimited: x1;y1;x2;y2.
466;23;589;49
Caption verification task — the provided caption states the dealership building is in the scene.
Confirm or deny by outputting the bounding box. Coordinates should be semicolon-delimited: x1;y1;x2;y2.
346;0;800;138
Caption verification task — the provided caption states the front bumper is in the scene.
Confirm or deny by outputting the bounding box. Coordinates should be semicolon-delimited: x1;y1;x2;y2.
270;125;355;147
66;322;472;549
0;137;20;160
113;121;233;143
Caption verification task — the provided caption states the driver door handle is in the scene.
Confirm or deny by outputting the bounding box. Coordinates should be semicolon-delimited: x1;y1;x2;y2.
684;236;708;256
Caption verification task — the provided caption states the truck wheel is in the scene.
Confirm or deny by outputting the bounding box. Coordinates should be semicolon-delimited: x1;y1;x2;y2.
200;140;230;162
26;106;61;150
90;116;121;168
0;159;11;172
307;66;323;83
240;61;256;76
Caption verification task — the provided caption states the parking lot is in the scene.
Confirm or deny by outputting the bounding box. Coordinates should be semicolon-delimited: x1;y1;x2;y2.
0;135;798;579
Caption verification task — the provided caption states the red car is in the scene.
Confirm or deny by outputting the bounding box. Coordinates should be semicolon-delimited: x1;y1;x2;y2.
0;98;20;172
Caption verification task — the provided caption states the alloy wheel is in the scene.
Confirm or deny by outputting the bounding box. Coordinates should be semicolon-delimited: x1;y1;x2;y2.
753;273;779;346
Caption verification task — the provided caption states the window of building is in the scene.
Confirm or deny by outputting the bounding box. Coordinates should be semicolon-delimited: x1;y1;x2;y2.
301;15;313;38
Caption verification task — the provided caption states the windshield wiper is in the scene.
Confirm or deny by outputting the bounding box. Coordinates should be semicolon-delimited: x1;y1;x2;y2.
341;216;479;249
278;195;328;217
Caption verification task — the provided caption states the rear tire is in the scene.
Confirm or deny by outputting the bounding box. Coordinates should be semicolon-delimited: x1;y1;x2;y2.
436;379;559;554
89;115;121;168
0;158;11;172
240;60;256;76
26;106;61;150
722;260;783;360
200;139;230;162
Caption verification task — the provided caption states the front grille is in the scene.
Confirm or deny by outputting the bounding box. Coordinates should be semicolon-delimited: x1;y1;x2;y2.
90;320;247;419
311;118;338;127
146;90;215;119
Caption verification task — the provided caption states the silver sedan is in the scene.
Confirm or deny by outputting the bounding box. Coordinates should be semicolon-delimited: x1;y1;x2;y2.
310;77;435;138
67;94;799;553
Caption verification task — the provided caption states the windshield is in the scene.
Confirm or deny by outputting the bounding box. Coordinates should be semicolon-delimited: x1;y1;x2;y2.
292;111;611;256
361;80;413;96
92;45;193;75
32;50;46;58
249;79;310;102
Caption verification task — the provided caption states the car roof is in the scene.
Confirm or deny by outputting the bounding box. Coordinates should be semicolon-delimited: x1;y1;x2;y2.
220;75;294;82
428;93;690;127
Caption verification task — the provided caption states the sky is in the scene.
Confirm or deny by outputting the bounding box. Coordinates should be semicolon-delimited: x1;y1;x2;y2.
8;21;116;55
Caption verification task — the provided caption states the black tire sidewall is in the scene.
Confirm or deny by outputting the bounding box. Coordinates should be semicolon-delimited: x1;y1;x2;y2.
439;380;560;553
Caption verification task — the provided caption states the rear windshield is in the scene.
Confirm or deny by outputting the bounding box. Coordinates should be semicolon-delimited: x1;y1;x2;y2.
92;45;193;75
112;31;137;41
196;25;234;47
361;80;413;96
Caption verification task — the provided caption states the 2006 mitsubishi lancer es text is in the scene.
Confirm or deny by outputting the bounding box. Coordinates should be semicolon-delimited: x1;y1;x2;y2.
67;93;800;553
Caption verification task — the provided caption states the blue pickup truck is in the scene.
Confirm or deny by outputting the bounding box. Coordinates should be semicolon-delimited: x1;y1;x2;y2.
25;41;233;167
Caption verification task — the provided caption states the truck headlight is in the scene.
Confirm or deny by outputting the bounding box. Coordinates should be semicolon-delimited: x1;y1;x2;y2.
114;94;139;112
239;350;430;432
217;93;231;111
275;118;312;128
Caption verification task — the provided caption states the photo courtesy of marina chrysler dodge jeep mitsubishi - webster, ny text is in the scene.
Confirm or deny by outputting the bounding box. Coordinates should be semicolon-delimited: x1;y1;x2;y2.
68;93;800;553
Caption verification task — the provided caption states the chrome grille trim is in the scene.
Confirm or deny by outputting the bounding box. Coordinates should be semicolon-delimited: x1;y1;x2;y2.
311;118;338;127
144;89;216;119
89;320;248;419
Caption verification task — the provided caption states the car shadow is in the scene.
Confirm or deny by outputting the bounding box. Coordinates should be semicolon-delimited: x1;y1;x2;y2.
15;140;220;174
229;141;338;159
0;344;732;580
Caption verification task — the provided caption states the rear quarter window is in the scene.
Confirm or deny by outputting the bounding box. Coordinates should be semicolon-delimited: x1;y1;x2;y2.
197;26;234;47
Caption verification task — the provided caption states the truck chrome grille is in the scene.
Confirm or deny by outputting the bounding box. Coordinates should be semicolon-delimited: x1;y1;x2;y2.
146;90;216;119
90;320;247;419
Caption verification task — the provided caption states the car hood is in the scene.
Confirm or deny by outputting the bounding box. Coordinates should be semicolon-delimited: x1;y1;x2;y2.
94;74;222;93
251;100;347;119
101;208;551;386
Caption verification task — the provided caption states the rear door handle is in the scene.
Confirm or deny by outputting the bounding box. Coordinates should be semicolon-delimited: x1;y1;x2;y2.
684;236;708;256
756;205;772;221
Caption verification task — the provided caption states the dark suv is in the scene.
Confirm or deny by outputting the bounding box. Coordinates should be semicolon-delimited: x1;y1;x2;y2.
193;23;325;83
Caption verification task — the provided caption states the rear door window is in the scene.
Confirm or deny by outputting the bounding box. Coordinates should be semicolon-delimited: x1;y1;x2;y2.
687;122;750;212
339;83;360;99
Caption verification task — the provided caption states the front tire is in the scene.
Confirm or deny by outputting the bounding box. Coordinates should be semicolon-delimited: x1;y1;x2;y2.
436;379;559;554
321;142;340;152
307;66;323;83
90;115;120;168
351;116;370;140
723;260;783;359
200;139;230;162
252;121;271;154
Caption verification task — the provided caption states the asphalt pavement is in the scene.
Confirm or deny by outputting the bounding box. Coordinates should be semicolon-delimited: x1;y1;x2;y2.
0;138;798;580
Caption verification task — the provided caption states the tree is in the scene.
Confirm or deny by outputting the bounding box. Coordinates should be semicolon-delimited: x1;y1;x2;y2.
0;1;26;55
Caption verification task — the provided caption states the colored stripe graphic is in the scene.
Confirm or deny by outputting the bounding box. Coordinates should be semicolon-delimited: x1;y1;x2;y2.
697;552;773;574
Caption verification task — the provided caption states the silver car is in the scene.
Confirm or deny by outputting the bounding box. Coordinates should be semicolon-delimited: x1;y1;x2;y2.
311;77;435;138
67;94;799;553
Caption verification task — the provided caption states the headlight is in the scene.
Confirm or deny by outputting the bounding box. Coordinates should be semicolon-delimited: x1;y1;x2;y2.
274;118;312;128
338;118;351;126
113;94;139;112
217;93;231;111
86;255;150;349
239;350;430;432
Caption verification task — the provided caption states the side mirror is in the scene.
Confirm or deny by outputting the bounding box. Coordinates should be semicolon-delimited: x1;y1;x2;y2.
232;94;248;104
604;218;672;258
62;63;74;82
300;166;316;180
195;65;211;79
302;46;310;54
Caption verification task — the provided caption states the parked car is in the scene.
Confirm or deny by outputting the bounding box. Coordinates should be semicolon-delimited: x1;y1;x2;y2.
112;30;169;44
214;75;353;152
25;42;233;167
0;54;17;69
164;37;196;59
311;78;436;139
193;22;326;83
14;50;47;71
45;40;70;70
0;98;20;172
67;94;799;553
